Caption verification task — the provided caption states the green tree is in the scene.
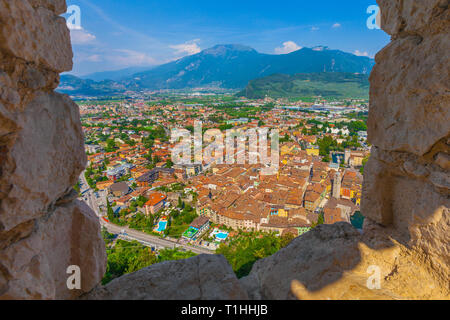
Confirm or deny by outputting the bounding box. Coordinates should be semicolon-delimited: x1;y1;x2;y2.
311;212;324;228
360;156;370;174
102;239;158;285
157;248;196;262
280;232;296;248
217;232;282;278
105;139;117;152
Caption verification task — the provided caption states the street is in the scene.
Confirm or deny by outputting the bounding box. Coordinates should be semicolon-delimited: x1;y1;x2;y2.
100;221;214;255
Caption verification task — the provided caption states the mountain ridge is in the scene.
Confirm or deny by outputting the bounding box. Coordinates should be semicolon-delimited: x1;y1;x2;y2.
58;44;375;96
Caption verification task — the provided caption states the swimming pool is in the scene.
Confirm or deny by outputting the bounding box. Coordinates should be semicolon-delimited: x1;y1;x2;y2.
212;228;229;241
156;221;167;233
215;232;228;240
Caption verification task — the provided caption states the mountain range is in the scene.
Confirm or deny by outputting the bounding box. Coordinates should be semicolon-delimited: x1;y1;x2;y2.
58;44;375;96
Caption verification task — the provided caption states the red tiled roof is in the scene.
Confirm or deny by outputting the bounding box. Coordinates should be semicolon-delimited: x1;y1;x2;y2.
145;193;167;207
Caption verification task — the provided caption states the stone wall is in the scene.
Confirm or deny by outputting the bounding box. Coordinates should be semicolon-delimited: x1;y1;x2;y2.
362;0;449;286
0;0;106;299
84;255;249;300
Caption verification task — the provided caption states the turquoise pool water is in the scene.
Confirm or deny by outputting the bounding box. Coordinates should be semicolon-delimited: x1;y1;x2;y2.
156;221;167;232
212;229;229;241
215;232;228;240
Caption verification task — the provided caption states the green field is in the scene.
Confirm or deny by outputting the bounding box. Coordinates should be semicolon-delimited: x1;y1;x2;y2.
239;72;370;99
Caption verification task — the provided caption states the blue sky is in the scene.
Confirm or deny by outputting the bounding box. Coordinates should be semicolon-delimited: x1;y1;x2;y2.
65;0;390;76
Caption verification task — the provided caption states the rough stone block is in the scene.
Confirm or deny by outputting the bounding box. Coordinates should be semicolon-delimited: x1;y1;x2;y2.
27;0;67;15
369;32;450;156
378;0;449;37
0;200;106;299
84;254;248;300
0;0;73;72
0;92;86;232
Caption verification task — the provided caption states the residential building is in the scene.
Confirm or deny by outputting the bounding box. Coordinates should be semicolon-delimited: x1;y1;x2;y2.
144;193;167;215
96;180;115;191
183;216;210;240
306;144;320;156
323;208;345;224
109;182;131;197
304;191;321;212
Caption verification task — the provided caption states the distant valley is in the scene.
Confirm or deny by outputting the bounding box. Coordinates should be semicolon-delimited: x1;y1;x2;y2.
238;72;370;100
58;44;374;98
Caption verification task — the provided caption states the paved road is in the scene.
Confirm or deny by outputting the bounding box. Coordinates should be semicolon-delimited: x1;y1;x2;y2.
80;171;101;216
79;172;215;255
100;221;214;255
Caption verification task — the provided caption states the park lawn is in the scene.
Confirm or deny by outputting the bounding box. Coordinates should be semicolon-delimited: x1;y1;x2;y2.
167;224;190;239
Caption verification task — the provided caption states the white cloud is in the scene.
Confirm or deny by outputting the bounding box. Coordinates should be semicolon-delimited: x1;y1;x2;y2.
73;48;158;72
311;26;320;31
86;54;101;62
275;41;302;54
332;23;342;28
70;29;96;45
170;39;202;56
354;50;370;57
111;49;158;66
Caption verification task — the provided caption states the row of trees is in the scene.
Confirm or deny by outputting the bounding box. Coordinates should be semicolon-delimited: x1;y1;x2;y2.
84;166;108;190
102;233;197;285
128;213;155;234
216;231;296;278
316;135;363;163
